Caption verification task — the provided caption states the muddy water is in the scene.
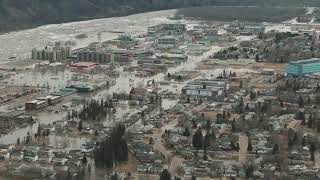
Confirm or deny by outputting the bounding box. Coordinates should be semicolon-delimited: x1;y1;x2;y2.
0;45;222;145
0;42;258;147
0;10;178;61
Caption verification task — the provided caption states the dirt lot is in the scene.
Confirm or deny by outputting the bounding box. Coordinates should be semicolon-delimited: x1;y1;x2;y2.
252;62;286;71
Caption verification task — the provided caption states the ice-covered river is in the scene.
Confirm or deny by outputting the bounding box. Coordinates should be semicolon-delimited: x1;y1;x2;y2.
0;9;178;61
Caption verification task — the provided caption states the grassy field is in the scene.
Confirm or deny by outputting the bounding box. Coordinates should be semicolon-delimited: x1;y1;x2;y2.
177;6;306;23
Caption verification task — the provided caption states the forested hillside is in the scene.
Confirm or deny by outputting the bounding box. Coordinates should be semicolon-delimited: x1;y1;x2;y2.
177;6;306;23
0;0;319;32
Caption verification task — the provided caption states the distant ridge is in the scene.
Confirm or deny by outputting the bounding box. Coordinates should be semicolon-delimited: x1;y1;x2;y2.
0;0;318;32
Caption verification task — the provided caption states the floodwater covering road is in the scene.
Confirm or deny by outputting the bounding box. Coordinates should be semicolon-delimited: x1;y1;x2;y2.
0;46;222;146
0;9;252;153
0;9;178;145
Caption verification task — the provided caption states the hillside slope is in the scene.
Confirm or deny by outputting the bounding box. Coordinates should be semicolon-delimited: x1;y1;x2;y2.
0;0;319;32
177;6;306;23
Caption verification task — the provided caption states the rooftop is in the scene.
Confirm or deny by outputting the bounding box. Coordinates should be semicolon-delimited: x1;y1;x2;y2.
289;58;320;65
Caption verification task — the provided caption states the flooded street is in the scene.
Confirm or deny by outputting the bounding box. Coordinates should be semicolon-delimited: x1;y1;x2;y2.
0;9;183;145
0;4;317;180
0;39;253;149
0;44;223;145
0;12;257;180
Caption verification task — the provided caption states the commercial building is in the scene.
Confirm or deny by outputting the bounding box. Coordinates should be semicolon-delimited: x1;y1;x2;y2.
287;58;320;77
156;36;177;48
148;23;186;33
25;100;49;110
75;49;143;64
76;50;111;63
225;20;265;35
36;95;64;105
106;34;140;49
32;42;71;61
182;79;229;97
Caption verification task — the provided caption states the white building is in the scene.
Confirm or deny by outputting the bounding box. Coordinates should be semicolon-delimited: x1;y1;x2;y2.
182;79;229;97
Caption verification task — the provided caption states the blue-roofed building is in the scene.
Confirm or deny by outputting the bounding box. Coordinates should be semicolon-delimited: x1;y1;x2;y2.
287;58;320;77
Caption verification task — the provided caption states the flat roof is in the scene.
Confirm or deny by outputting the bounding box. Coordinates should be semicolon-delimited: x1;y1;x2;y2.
72;62;97;65
159;36;176;39
289;58;320;65
26;100;47;104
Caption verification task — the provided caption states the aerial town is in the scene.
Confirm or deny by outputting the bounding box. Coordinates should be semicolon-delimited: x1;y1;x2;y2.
2;5;320;180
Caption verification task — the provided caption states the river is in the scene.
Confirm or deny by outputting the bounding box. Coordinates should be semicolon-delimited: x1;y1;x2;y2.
0;9;179;61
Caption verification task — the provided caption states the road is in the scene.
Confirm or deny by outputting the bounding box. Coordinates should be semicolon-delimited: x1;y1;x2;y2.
239;133;248;165
153;117;178;158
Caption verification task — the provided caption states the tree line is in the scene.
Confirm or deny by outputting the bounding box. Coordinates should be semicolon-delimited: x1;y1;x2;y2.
68;98;115;122
94;123;128;168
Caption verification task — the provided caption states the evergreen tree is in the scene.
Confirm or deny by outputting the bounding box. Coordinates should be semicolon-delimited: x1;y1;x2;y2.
308;114;314;128
82;154;88;164
78;120;83;131
191;175;197;180
192;128;203;149
67;111;71;120
187;97;190;103
245;164;254;178
149;137;154;145
239;80;243;89
94;123;128;167
280;100;284;108
309;142;316;161
192;118;197;129
272;144;279;154
111;172;118;180
182;127;190;136
231;119;236;132
302;136;306;146
298;95;304;108
250;91;256;100
316;120;320;132
160;169;171;180
247;138;253;152
204;134;210;148
203;148;208;160
205;119;211;131
255;54;260;61
288;128;295;147
239;96;244;108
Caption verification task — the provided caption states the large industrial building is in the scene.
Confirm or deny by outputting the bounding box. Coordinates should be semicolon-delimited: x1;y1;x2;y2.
287;58;320;77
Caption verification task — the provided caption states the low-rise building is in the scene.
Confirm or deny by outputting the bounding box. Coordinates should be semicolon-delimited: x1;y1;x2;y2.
156;36;177;48
287;58;320;77
25;100;49;110
182;79;229;97
148;23;186;34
